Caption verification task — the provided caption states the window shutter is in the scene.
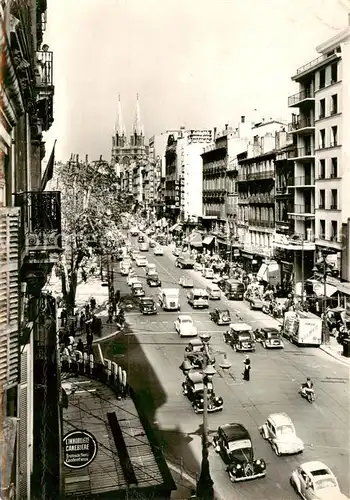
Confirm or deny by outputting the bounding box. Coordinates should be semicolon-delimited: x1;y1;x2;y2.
0;207;20;389
17;344;31;499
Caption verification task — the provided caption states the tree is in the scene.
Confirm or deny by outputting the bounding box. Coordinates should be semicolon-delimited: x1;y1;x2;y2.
56;157;130;315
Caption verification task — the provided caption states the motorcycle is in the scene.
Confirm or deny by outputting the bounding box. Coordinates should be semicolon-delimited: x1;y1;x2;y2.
299;387;315;403
262;300;272;315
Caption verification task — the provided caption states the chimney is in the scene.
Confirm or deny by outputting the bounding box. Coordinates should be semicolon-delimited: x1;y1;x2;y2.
225;123;228;130
213;127;217;140
85;154;88;164
241;116;245;123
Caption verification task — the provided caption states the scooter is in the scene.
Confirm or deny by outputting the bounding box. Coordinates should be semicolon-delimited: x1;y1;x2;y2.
299;387;315;403
262;300;272;315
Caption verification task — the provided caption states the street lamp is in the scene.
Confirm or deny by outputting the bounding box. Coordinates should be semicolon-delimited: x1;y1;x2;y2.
180;334;231;500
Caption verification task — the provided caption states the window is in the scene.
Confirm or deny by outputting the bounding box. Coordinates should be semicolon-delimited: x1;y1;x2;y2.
320;219;326;239
319;68;326;89
331;62;338;84
319;159;325;179
331;190;338;209
331;220;338;241
331;94;338;115
319;189;325;209
320;129;326;149
331;158;338;178
331;126;338;147
319;98;326;119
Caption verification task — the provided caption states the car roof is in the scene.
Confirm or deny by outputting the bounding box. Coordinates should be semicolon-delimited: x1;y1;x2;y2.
220;423;250;442
188;371;204;383
261;327;280;334
178;315;192;321
217;309;229;313
268;413;293;427
301;461;330;475
229;323;252;331
188;338;202;346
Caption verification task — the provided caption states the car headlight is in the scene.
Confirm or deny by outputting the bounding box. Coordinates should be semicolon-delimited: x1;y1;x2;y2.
256;460;261;465
236;464;241;469
200;399;204;403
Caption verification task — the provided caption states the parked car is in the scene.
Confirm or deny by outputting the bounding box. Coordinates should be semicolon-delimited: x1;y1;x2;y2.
154;246;164;256
210;308;231;325
135;256;148;267
206;284;221;300
223;323;256;352
146;273;161;287
139;242;149;252
202;268;214;279
131;282;145;297
179;276;194;288
185;339;215;368
182;371;223;414
225;279;245;300
137;235;145;243
248;294;264;310
174;315;197;337
290;461;348;500
127;275;140;287
139;297;157;315
259;413;304;456
213;423;266;482
149;240;156;248
256;327;284;349
130;228;139;236
120;265;131;276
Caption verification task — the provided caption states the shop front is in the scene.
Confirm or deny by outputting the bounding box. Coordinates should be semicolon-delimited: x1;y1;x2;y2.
240;250;262;274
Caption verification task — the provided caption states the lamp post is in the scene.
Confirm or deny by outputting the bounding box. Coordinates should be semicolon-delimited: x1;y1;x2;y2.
180;333;231;500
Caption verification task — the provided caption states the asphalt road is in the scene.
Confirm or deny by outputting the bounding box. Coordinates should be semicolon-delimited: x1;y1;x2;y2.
101;239;350;500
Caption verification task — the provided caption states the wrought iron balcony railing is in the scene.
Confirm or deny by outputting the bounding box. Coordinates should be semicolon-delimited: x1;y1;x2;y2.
35;50;54;88
288;89;315;107
287;146;315;159
287;175;315;187
15;191;62;259
248;218;275;228
288;204;314;215
288;117;315;132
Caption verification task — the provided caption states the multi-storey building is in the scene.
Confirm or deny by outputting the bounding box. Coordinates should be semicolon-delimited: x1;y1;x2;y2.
0;1;60;498
164;133;179;223
111;95;148;204
149;133;172;220
286;21;350;296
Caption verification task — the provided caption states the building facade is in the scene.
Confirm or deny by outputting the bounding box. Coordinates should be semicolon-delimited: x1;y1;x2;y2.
111;95;148;205
0;1;60;499
148;132;172;220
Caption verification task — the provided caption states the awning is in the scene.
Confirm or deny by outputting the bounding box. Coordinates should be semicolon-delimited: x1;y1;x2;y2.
203;236;215;246
188;231;202;247
169;223;182;232
313;282;338;297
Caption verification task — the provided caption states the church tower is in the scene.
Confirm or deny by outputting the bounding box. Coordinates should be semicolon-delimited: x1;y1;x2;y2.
113;94;127;148
130;93;144;148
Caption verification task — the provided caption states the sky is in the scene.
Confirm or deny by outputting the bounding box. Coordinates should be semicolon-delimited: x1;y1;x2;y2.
42;0;349;165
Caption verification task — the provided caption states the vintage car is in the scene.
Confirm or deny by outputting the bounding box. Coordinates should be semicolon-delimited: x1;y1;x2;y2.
120;263;131;276
146;273;161;287
154;246;164;256
135;256;148;267
213;423;266;482
202;267;214;279
182;371;223;413
137;235;145;243
194;262;203;272
130;228;139;236
259;413;304;456
217;278;228;292
290;461;348;500
131;282;145;297
184;338;215;367
139;297;157;315
209;308;231;326
256;327;284;349
179;275;194;288
223;323;256;352
127;275;139;287
146;263;157;275
172;247;181;257
149;240;156;248
131;250;141;261
248;293;264;310
139;242;149;252
174;315;197;337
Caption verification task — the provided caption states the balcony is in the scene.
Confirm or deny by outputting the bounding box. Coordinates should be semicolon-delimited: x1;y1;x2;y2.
237;170;274;182
248;219;275;228
287;175;315;187
275;220;293;234
248;194;274;204
275;186;292;196
288;117;315;134
288;89;315;107
287;146;315;161
15;191;62;264
292;51;339;79
287;204;314;218
35;50;54;131
238;196;250;204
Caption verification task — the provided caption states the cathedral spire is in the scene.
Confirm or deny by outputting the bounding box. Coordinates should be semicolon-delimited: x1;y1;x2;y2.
133;93;144;136
115;94;126;137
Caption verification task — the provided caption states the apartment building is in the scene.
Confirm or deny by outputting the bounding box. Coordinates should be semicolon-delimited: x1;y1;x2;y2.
0;2;60;498
287;21;350;292
149;132;175;219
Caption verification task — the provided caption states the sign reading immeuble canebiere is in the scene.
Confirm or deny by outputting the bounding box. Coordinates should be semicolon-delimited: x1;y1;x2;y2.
63;430;98;469
187;129;213;143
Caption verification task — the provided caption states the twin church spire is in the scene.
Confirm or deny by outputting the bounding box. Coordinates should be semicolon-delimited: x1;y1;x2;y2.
114;94;144;143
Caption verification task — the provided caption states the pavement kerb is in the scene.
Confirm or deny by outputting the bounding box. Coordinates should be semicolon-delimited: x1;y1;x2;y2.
166;461;225;500
319;344;350;366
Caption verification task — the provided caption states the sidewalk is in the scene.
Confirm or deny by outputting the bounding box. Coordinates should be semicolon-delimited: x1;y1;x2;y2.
319;336;350;365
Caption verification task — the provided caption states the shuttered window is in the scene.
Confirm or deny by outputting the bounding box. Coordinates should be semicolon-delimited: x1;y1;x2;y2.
0;207;20;388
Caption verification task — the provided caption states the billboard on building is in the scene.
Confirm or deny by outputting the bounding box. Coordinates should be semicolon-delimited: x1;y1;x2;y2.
187;130;213;144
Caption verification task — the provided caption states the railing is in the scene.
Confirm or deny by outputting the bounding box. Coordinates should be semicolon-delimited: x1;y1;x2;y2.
288;117;315;132
330;204;338;210
287;146;315;159
287;175;315;186
318;204;325;209
248;219;275;228
247;170;274;181
238;196;250;204
35;50;54;88
248;194;274;203
295;52;335;75
205;210;221;217
288;89;314;107
329;141;339;148
275;186;291;195
288;204;314;214
15;191;62;257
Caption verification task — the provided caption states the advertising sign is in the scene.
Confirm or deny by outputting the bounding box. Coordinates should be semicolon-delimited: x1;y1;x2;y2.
63;430;98;469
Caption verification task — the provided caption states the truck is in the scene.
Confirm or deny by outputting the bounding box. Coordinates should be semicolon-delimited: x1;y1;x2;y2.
282;311;322;347
176;252;195;269
158;288;180;311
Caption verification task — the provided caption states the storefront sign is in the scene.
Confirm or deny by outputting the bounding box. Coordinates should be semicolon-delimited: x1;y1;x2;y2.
63;430;98;469
187;129;213;144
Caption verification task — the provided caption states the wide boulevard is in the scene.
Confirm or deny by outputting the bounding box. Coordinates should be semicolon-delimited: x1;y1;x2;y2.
101;235;350;500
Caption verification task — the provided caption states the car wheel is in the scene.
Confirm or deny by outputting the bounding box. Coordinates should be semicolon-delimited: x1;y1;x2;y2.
273;444;280;456
262;341;266;348
233;344;237;352
228;470;236;483
289;477;297;491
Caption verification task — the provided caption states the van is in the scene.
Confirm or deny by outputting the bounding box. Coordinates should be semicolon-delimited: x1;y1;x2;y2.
187;289;209;309
158;288;180;311
206;284;221;300
225;279;245;300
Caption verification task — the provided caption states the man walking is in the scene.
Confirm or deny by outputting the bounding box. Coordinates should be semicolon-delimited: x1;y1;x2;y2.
243;355;251;381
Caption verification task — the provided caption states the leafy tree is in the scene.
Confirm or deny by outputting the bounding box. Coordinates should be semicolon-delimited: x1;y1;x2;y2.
56;157;130;315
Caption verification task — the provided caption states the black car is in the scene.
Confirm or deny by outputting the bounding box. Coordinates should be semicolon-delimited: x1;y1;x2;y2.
223;323;256;352
213;423;266;482
184;339;215;368
182;371;223;414
137;235;145;243
209;308;231;325
146;275;161;287
139;297;157;315
217;278;228;292
255;327;284;349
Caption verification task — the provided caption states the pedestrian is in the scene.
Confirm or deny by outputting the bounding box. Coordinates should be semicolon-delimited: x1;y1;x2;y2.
60;308;67;327
80;311;86;331
109;284;115;302
85;303;90;317
86;331;93;354
243;355;251;381
114;290;120;306
90;296;96;310
74;309;79;328
76;338;84;353
107;305;113;323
